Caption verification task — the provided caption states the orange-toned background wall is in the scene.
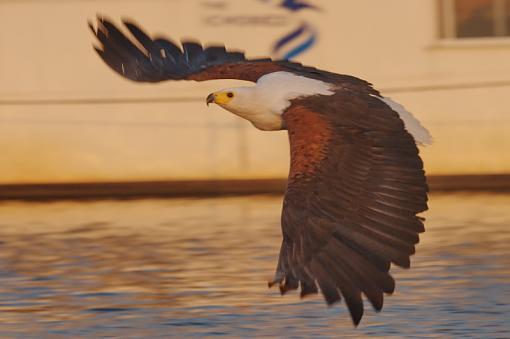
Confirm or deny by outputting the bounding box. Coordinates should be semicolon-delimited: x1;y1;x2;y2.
1;0;510;183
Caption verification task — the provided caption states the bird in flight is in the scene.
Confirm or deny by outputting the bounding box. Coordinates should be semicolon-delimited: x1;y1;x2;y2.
90;17;431;326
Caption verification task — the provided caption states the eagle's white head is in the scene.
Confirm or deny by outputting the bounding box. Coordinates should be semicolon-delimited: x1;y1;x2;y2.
206;71;335;131
206;87;285;131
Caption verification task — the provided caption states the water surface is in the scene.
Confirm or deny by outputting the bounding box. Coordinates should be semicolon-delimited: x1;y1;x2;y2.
0;193;509;338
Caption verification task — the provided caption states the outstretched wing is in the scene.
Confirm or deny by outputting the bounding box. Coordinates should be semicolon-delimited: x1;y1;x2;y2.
270;83;428;326
89;17;288;83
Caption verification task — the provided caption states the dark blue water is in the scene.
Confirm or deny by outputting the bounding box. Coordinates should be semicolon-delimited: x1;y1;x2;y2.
0;193;509;338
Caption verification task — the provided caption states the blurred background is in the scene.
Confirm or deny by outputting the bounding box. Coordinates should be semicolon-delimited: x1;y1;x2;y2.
1;0;510;188
0;1;509;337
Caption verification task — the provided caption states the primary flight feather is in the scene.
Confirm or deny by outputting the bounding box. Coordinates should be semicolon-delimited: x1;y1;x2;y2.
90;17;431;326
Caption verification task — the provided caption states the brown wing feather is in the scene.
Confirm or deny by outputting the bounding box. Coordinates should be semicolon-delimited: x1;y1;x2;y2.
271;85;428;326
90;17;316;83
186;63;285;82
90;18;371;84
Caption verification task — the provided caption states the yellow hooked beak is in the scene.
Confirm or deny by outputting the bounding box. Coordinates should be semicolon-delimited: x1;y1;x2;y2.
206;91;233;106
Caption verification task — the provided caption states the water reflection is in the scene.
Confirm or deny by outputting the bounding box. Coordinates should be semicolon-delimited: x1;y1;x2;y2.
0;194;509;337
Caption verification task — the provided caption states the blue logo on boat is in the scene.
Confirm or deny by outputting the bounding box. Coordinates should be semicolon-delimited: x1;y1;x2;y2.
272;23;317;60
280;0;318;12
272;1;319;60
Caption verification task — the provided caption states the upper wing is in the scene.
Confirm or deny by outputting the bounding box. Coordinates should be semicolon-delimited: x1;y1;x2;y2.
89;17;288;83
270;84;428;326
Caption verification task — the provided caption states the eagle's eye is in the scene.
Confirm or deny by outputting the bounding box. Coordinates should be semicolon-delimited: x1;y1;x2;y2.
227;92;234;98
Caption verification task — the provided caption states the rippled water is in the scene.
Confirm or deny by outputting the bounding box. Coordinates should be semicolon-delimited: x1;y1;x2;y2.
0;193;509;338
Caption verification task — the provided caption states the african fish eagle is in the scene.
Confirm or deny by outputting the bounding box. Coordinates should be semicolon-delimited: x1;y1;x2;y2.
90;17;431;326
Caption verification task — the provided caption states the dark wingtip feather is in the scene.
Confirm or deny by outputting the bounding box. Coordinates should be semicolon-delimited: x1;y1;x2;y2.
268;271;284;289
87;20;96;34
300;281;318;298
371;294;384;312
320;285;341;306
181;39;202;46
393;255;411;269
120;16;137;26
279;277;299;295
92;46;103;56
96;13;108;26
352;315;363;327
384;276;396;294
347;301;364;327
122;19;147;37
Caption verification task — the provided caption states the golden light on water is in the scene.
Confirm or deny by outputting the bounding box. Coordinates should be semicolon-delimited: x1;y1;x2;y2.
0;194;509;336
